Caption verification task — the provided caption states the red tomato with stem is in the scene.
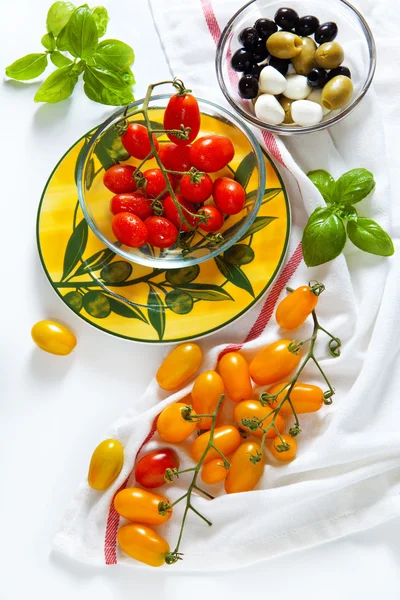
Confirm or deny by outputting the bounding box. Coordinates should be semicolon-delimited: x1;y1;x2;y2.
163;194;198;232
213;177;246;215
104;165;137;194
112;212;148;247
145;216;178;248
121;123;159;159
163;93;200;146
180;172;213;203
110;193;153;220
198;206;224;232
189;135;235;172
135;448;180;489
141;168;175;199
158;143;192;174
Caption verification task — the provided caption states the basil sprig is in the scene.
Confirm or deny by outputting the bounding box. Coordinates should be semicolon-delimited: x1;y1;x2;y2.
5;2;134;106
303;168;394;267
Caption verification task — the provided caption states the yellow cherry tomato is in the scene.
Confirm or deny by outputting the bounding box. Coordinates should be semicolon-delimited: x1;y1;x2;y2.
225;442;264;494
31;320;76;356
191;370;224;430
218;352;252;402
276;286;319;329
157;402;197;443
271;434;297;461
88;439;124;491
249;340;302;385
233;400;286;439
267;382;323;414
191;425;241;463
117;523;169;567
156;343;203;391
114;487;172;525
201;458;230;484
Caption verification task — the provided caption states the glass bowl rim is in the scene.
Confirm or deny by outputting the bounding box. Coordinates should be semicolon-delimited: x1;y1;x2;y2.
76;93;266;268
215;0;377;135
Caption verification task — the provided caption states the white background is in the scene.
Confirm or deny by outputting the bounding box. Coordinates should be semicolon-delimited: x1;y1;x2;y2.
1;1;400;598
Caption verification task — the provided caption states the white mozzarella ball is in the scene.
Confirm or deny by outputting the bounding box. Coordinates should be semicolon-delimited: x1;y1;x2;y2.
255;94;285;125
291;100;323;126
283;74;311;100
307;88;332;116
259;65;287;95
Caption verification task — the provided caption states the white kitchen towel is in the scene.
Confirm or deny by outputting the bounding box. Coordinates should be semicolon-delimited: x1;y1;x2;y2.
53;0;400;570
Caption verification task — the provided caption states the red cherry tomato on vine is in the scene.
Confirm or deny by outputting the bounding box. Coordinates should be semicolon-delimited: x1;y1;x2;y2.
103;165;137;194
180;172;213;203
141;168;175;199
163;92;200;146
276;286;320;330
121;123;159;159
213;177;246;215
112;212;148;247
110;193;153;220
197;205;224;232
163;194;198;232
189;135;235;172
145;216;178;248
135;448;180;489
158;143;192;174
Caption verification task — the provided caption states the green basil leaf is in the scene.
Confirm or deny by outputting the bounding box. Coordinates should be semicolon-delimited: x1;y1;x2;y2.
334;168;375;205
91;38;135;72
347;218;394;256
83;64;134;106
50;51;73;67
92;6;109;37
302;207;347;267
46;1;75;36
34;65;78;103
121;69;135;86
5;53;48;81
56;24;70;50
308;170;335;204
336;204;358;221
67;5;98;59
41;33;56;51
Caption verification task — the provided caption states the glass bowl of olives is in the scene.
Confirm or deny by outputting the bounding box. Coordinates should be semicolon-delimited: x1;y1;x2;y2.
216;0;376;135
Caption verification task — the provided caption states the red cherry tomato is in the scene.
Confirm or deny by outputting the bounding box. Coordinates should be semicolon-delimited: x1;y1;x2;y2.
112;212;148;247
145;216;178;248
163;194;198;232
135;448;180;489
213;177;246;215
180;172;213;203
189;135;235;173
121;123;159;160
142;168;176;199
158;143;192;174
163;93;200;146
110;193;153;220
198;205;224;232
103;165;137;194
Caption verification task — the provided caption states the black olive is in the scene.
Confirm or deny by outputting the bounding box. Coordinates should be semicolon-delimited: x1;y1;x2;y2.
244;63;263;79
328;66;351;80
295;15;320;36
307;67;330;88
252;40;269;63
231;48;253;72
254;18;278;40
274;7;299;31
315;22;338;44
238;74;259;99
267;55;290;76
238;27;259;50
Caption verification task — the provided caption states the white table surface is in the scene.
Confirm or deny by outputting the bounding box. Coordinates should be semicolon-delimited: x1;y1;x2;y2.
1;1;400;598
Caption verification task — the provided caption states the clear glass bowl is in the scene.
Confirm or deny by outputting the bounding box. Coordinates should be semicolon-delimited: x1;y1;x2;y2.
216;0;376;135
77;94;265;269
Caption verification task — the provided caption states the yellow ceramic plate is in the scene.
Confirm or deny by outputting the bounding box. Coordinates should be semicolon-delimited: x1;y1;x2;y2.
37;134;289;343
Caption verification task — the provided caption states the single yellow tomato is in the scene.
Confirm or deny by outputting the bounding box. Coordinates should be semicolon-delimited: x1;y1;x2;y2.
117;523;170;567
218;352;252;402
31;320;76;355
225;441;265;494
88;439;124;491
191;370;224;429
191;425;241;463
157;402;197;443
201;458;230;484
267;382;324;414
114;487;172;525
233;399;286;439
156;343;203;391
249;340;301;385
271;434;297;461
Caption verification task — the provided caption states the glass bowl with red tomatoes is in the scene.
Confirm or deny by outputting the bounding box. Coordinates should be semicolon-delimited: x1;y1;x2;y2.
76;90;265;268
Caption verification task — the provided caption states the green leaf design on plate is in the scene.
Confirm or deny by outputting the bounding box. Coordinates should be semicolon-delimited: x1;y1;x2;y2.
177;283;233;302
148;286;165;340
83;290;111;318
85;157;95;189
105;295;148;321
238;216;277;242
165;290;194;314
166;265;200;285
95;125;130;170
73;247;115;277
64;290;83;313
101;260;132;283
245;188;282;207
234;152;257;189
74;137;90;184
214;256;254;297
62;218;88;280
224;244;255;265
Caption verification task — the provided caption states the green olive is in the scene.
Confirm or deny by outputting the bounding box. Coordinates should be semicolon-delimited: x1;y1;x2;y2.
267;31;303;59
291;37;316;75
278;96;294;124
321;75;354;110
315;42;344;69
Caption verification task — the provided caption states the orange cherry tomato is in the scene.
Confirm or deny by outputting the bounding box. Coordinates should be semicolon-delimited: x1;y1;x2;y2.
233;400;286;439
249;340;302;385
218;352;252;402
191;425;241;463
157;403;197;443
267;382;324;414
271;434;297;461
191;370;224;430
31;320;76;356
88;438;124;491
276;286;319;330
201;458;229;484
118;523;169;567
114;487;172;525
156;343;203;391
225;442;264;494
